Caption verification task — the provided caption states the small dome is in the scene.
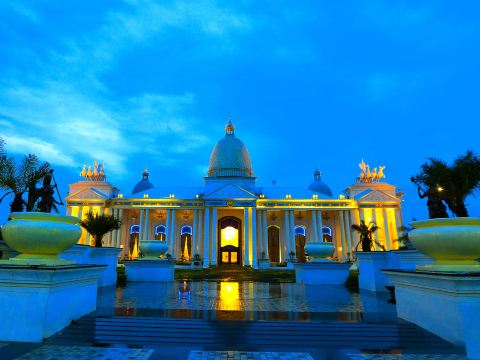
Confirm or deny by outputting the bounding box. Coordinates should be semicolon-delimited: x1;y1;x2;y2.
207;118;254;178
308;169;333;198
132;169;154;194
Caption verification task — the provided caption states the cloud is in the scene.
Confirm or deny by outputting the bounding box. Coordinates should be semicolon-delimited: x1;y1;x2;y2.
1;135;74;166
0;0;250;177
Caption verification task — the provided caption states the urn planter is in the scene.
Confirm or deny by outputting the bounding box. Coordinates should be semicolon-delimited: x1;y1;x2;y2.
1;212;81;266
409;217;480;272
139;240;168;260
304;241;335;262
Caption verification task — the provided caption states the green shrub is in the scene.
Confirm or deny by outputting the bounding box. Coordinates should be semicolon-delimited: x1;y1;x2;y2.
345;270;359;291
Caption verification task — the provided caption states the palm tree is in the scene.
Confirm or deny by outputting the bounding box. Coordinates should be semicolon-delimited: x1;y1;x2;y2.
0;140;50;213
80;212;122;247
412;150;480;217
351;220;384;252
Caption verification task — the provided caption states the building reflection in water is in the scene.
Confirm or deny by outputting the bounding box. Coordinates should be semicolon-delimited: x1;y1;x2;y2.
218;281;240;311
95;281;390;323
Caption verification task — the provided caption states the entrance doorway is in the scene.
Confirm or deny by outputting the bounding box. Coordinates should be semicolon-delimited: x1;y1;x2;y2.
218;217;242;265
268;226;280;263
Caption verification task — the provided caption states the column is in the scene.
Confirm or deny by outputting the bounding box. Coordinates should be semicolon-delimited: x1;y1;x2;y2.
143;209;150;241
139;209;145;242
359;208;365;223
371;209;378;251
349;210;357;255
192;210;198;258
283;210;290;259
289;210;295;259
395;208;404;236
117;209;124;248
257;210;263;255
110;208;117;247
244;208;250;266
339;211;348;262
203;208;210;267
383;209;391;251
251;207;257;268
317;211;323;242
311;210;318;243
262;211;269;260
344;210;352;260
170;209;177;257
197;209;203;257
211;208;217;266
166;210;171;252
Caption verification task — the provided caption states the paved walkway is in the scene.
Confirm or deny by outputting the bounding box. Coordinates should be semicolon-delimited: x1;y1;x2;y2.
0;281;468;359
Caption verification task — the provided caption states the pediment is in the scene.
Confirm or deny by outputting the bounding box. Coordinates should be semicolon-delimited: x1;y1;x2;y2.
67;188;109;201
205;183;257;199
356;190;400;203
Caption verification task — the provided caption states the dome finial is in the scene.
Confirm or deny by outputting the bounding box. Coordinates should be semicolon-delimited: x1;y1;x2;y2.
143;168;149;179
225;116;235;135
314;165;321;180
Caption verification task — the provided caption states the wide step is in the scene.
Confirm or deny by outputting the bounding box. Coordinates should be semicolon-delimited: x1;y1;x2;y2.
49;316;456;350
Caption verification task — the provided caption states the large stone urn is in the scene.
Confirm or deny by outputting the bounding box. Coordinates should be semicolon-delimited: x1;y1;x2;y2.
1;212;81;265
409;217;480;271
304;241;335;262
139;240;168;260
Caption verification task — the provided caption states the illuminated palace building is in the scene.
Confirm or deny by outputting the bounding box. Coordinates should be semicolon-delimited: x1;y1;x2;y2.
66;120;405;268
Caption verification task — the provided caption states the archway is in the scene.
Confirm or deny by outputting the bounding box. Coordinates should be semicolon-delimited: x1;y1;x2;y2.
180;225;192;261
129;224;140;259
268;226;280;263
218;217;242;265
294;226;306;263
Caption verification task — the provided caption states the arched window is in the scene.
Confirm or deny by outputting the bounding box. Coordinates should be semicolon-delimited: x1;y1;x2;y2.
180;225;193;261
181;225;193;235
130;225;140;234
322;226;332;242
294;225;306;262
294;226;306;236
155;225;167;241
129;225;140;259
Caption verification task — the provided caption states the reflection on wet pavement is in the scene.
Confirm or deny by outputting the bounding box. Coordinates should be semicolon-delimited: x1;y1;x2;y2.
95;281;397;322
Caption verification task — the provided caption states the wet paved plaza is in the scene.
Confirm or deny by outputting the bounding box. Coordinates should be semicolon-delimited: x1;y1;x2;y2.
2;281;468;359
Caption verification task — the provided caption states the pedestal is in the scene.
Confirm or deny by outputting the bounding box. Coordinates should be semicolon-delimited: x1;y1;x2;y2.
88;247;121;287
59;244;92;264
0;264;105;342
356;252;391;292
389;250;433;270
258;259;270;270
294;262;351;285
385;270;480;360
124;260;175;282
357;251;434;292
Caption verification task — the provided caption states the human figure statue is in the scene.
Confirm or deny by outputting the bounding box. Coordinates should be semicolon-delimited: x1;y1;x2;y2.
411;177;448;219
37;170;63;213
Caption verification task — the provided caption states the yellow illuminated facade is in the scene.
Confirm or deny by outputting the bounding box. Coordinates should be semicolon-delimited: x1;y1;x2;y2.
65;120;405;267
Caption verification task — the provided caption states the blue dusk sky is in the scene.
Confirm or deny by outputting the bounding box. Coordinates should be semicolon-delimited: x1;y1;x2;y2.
0;0;479;222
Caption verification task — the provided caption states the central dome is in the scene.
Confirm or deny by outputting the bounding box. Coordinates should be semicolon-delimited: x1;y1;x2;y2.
207;119;254;178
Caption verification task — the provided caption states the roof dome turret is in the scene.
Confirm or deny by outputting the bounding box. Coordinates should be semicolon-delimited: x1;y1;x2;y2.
308;168;333;198
207;118;254;178
132;168;154;194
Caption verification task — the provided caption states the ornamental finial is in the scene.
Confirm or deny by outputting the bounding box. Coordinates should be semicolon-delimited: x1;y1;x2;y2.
225;116;235;135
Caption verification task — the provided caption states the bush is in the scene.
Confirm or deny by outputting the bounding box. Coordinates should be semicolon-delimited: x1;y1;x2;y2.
345;270;359;291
